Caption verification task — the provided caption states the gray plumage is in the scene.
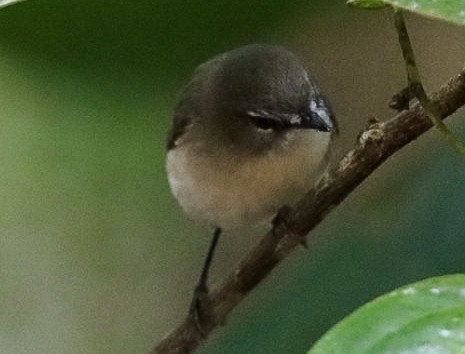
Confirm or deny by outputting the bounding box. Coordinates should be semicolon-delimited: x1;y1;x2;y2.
166;44;336;229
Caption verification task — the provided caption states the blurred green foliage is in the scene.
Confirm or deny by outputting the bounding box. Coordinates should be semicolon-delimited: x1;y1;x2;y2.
349;0;465;26
309;274;465;353
0;1;464;354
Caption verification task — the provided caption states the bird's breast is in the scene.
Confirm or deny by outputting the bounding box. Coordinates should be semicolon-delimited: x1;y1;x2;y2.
166;131;330;229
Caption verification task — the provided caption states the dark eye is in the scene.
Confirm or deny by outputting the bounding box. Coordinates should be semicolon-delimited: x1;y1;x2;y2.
246;110;284;132
250;116;278;131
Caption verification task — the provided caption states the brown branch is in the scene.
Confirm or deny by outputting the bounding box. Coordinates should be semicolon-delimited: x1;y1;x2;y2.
150;67;465;354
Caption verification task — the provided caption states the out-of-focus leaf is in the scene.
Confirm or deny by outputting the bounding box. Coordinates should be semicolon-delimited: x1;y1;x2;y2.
347;0;388;9
0;0;28;9
347;0;465;26
308;274;465;354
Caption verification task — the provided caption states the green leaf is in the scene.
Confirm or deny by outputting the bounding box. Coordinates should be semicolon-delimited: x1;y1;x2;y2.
0;0;28;9
347;0;388;9
308;274;465;354
347;0;465;26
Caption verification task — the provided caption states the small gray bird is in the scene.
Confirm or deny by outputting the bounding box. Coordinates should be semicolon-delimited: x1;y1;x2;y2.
166;44;336;319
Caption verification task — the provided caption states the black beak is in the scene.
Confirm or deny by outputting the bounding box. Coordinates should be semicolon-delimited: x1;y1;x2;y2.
293;97;334;132
248;104;334;133
285;112;332;132
299;111;332;132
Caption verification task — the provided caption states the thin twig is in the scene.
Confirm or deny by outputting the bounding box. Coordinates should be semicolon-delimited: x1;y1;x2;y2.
150;67;465;354
394;8;465;160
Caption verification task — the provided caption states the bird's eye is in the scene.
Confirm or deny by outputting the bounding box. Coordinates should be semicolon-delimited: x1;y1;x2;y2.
246;110;284;132
250;116;277;131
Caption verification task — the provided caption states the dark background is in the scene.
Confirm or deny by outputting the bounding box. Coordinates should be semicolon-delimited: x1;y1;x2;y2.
0;1;464;353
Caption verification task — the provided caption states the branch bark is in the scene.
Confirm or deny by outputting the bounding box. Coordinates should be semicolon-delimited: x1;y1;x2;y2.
150;67;465;354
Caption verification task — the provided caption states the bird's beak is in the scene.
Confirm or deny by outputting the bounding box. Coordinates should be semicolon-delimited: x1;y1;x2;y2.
295;98;333;132
289;110;332;132
298;111;332;132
